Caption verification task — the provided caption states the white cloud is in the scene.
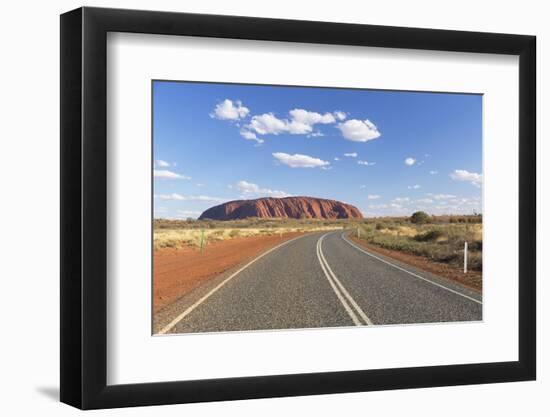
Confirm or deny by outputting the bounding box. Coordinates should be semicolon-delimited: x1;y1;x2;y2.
176;210;202;219
220;105;371;144
369;202;405;211
192;195;225;202
337;119;381;142
357;160;376;166
344;152;358;158
408;184;421;190
450;198;472;205
211;99;249;120
248;113;290;135
429;170;438;175
450;169;483;187
416;198;434;204
244;108;338;137
154;209;171;219
153;170;191;180
178;209;201;215
334;111;347;121
368;194;381;200
155;159;171;168
392;197;410;203
334;157;340;161
364;193;482;217
155;193;224;202
234;180;291;198
213;103;379;146
427;193;456;200
272;152;330;168
239;129;264;144
156;193;185;201
369;203;389;209
404;157;416;166
289;108;335;126
420;196;482;215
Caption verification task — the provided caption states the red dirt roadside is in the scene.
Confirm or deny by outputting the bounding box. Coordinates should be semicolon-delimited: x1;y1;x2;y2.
153;232;305;313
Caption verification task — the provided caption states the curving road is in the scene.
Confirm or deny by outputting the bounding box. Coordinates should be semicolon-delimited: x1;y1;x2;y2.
157;231;482;334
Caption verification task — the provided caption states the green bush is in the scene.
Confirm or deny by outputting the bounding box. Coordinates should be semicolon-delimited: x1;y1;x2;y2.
410;211;431;224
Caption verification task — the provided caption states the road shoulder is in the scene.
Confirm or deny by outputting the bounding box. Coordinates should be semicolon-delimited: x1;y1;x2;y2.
342;232;482;302
153;232;313;334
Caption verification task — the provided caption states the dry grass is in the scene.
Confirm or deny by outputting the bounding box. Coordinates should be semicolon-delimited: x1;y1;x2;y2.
355;221;483;272
154;223;343;250
153;216;483;273
154;217;354;230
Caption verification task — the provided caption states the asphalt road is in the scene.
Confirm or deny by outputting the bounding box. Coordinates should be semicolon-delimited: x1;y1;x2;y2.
158;231;482;334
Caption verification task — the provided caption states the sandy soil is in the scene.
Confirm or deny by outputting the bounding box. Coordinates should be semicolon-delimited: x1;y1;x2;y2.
153;232;305;313
349;236;482;292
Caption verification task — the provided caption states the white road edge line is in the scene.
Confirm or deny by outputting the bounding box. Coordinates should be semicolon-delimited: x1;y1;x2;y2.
340;232;482;305
316;237;362;326
158;233;311;335
319;234;374;325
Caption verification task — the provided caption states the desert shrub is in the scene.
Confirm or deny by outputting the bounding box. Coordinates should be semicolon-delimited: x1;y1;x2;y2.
154;238;192;250
359;224;375;235
229;229;241;238
414;229;445;242
356;221;482;273
468;252;483;271
410;211;431;224
470;240;482;251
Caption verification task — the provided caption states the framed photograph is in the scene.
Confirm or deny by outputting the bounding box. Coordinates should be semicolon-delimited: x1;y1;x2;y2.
60;7;536;409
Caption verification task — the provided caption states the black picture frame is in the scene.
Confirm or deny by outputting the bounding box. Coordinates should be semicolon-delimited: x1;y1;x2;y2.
60;6;536;410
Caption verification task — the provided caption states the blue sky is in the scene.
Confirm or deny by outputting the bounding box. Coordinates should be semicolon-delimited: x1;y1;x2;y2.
153;81;482;219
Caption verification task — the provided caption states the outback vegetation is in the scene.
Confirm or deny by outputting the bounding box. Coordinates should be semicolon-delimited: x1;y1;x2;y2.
154;213;482;274
153;217;346;251
354;212;482;272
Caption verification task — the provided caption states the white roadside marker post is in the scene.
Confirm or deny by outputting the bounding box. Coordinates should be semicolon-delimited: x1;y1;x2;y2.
464;241;468;274
357;227;361;238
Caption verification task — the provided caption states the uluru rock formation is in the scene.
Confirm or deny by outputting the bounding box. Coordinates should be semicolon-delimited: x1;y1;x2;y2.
198;196;363;220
